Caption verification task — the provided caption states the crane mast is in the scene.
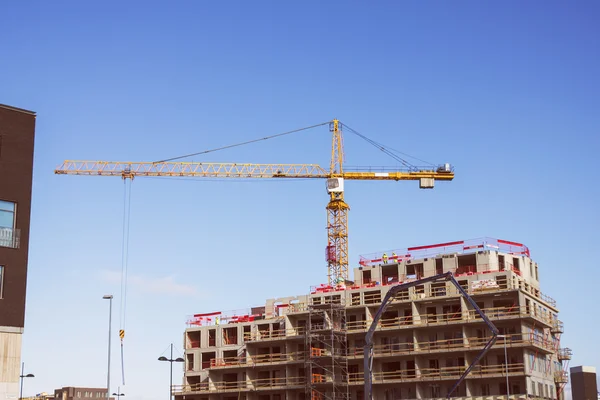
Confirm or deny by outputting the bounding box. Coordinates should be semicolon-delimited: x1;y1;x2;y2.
55;119;455;285
326;119;350;285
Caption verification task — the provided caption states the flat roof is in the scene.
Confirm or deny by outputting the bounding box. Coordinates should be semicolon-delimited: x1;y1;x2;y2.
570;366;596;374
0;103;36;115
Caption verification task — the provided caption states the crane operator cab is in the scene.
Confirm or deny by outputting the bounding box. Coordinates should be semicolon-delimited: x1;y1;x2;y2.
326;177;344;194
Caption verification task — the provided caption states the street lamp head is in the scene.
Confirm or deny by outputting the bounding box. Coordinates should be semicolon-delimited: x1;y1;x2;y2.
20;373;34;378
103;295;113;299
174;357;185;363
158;356;168;362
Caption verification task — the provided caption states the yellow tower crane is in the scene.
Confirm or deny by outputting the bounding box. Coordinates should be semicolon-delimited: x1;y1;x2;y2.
55;119;454;285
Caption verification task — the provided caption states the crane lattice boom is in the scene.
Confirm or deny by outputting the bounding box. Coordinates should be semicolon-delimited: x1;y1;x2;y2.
55;160;452;181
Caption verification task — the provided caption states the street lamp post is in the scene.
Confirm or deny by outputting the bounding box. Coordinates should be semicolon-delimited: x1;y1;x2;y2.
19;362;34;400
112;387;125;398
103;295;113;400
158;343;185;400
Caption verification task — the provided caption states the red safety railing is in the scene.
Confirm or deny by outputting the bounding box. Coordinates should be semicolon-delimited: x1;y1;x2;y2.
186;308;265;327
359;237;530;266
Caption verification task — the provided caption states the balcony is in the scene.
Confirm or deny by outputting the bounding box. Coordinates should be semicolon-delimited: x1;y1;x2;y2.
554;371;568;383
558;348;572;361
0;228;20;249
551;320;564;334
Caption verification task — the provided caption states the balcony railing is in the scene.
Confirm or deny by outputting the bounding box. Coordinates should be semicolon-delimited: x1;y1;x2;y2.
346;363;525;384
177;364;526;393
0;228;19;249
554;371;569;383
243;327;305;342
551;320;564;334
347;333;553;358
557;348;572;361
172;376;306;394
374;305;554;329
376;362;526;383
207;351;307;369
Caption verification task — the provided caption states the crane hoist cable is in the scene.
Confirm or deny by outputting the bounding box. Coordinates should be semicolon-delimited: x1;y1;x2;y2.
118;178;133;386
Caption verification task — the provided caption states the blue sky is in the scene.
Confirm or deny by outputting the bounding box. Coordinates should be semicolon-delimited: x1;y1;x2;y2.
2;1;599;399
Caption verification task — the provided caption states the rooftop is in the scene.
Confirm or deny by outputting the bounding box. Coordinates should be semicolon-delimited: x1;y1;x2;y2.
0;103;36;115
187;236;538;327
359;236;530;266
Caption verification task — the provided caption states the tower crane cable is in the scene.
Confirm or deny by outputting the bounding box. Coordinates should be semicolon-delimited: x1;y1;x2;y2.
342;123;435;168
118;179;133;386
153;121;331;163
342;123;413;167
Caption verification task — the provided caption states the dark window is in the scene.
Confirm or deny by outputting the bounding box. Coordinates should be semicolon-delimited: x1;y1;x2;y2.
435;258;443;274
363;270;372;283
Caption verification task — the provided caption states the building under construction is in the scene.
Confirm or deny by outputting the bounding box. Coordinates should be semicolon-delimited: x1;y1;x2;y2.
174;237;569;400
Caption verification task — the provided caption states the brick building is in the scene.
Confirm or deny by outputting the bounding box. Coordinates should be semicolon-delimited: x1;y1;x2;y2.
0;103;36;400
54;387;114;400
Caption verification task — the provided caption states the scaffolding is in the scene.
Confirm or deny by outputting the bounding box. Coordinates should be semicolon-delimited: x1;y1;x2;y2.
305;296;349;400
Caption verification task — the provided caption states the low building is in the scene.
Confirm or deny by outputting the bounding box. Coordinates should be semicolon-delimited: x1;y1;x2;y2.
570;366;598;400
53;387;113;400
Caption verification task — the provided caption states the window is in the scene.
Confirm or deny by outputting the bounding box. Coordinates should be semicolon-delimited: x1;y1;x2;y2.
0;200;16;247
0;266;4;299
0;200;15;229
529;261;533;277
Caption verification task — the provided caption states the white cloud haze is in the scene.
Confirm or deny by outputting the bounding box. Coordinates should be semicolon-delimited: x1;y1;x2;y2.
100;269;197;296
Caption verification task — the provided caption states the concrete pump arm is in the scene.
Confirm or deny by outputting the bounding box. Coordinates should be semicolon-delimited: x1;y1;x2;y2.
363;271;500;400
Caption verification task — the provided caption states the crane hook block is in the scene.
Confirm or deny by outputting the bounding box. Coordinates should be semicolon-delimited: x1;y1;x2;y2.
119;329;125;340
